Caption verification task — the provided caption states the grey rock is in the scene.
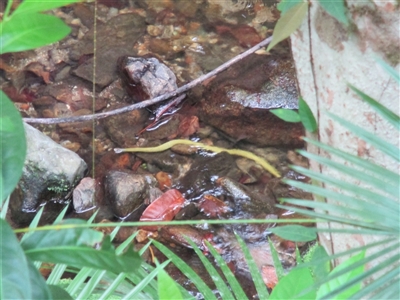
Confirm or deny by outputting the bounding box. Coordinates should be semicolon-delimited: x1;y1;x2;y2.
105;170;157;219
10;124;87;225
121;56;178;98
73;177;96;213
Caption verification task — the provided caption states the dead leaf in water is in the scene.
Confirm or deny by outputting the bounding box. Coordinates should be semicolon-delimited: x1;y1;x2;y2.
140;189;185;231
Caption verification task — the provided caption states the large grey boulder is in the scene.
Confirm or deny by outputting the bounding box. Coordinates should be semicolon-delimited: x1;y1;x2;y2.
10;123;87;225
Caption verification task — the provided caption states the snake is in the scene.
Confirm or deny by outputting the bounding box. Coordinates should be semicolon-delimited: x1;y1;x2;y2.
115;139;281;178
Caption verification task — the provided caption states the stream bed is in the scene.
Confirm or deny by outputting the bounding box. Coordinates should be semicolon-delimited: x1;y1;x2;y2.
2;0;315;298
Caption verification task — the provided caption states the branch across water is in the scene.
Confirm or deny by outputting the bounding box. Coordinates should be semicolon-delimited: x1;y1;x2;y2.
23;36;272;125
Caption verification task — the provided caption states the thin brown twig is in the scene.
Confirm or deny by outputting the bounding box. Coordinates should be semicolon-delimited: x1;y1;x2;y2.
23;36;272;125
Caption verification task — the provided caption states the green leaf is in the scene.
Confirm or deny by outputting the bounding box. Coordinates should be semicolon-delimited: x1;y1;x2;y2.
20;219;103;250
0;196;10;219
268;237;285;280
186;238;234;299
21;220;141;274
277;0;305;15
0;12;71;54
303;137;399;187
0;219;32;299
26;258;52;299
348;85;400;130
318;0;349;26
288;165;398;214
152;240;217;300
270;266;316;300
269;225;317;242
375;57;400;83
1;219;51;298
299;97;318;132
48;285;74;300
309;246;331;281
158;268;183;300
267;1;308;51
327;113;399;162
236;233;270;299
13;0;80;15
122;260;170;300
0;92;27;202
205;241;248;300
270;109;301;122
317;251;366;299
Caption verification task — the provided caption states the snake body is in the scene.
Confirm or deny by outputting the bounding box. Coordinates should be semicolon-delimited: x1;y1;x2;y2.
115;139;281;178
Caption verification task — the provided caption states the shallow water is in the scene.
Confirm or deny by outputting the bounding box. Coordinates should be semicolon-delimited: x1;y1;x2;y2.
2;0;314;297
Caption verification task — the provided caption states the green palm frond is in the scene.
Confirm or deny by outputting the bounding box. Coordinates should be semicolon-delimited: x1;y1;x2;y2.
274;85;400;298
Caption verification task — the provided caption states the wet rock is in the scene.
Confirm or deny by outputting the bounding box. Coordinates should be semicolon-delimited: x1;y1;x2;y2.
232;213;277;243
217;177;276;214
174;203;200;220
159;225;210;250
135;148;193;177
10;124;87;225
105;170;157;219
103;103;150;147
71;13;146;89
45;82;94;112
214;23;261;48
141;114;181;140
73;177;97;213
119;56;178;100
177;152;242;201
197;54;304;147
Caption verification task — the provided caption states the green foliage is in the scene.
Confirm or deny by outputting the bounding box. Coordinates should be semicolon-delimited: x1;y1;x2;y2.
270;97;317;132
269;225;317;242
308;246;331;281
268;237;284;280
269;267;316;300
0;92;27;202
270;108;301;122
277;0;305;15
273;88;399;298
298;97;318;132
316;251;365;299
0;0;79;54
13;0;80;15
267;1;308;52
236;233;269;299
318;0;349;26
0;219;51;299
157;268;183;300
153;240;216;300
270;0;349;51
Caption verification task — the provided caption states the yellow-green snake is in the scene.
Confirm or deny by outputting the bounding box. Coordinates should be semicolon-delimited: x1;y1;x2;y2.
114;139;281;178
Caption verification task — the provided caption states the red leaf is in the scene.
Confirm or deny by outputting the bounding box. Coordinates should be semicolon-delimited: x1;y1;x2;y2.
140;189;185;230
261;265;278;289
198;194;231;218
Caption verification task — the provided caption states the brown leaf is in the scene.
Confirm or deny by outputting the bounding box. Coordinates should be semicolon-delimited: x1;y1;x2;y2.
177;115;199;137
140;189;185;231
25;62;51;84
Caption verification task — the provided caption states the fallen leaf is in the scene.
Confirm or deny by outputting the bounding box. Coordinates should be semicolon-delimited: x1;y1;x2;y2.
140;189;185;231
261;265;278;289
177;115;199;137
